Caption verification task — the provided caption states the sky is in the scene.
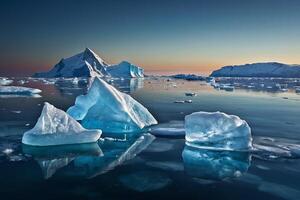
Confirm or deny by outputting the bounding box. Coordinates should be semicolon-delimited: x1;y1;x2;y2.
1;0;300;76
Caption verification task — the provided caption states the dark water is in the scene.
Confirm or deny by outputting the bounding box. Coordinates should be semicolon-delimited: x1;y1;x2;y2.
0;77;300;200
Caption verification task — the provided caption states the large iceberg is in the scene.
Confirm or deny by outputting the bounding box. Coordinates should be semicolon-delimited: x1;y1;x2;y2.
22;102;102;146
107;61;144;78
182;145;250;180
34;48;109;78
185;111;252;150
0;86;41;95
210;62;300;78
67;77;157;133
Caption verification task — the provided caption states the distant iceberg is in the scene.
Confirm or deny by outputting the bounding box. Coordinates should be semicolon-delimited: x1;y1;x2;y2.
22;102;102;146
211;62;300;78
170;74;205;81
34;48;110;78
182;145;250;180
34;48;145;78
185;111;252;150
67;77;157;134
0;86;41;95
107;61;144;78
0;78;13;86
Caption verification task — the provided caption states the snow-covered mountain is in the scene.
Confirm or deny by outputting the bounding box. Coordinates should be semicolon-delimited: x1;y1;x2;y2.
210;62;300;78
107;61;144;78
34;48;145;78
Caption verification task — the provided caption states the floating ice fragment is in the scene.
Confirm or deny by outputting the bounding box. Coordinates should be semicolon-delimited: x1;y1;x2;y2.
67;77;157;134
185;111;252;150
0;86;41;95
149;121;185;137
22;102;101;146
0;78;13;86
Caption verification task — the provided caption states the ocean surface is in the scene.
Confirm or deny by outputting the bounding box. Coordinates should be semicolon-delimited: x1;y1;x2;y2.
0;76;300;200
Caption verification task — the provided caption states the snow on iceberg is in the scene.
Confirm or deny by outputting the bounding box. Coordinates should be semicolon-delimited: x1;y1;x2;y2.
67;77;157;133
185;111;252;150
107;61;144;78
182;145;250;180
34;48;109;78
22;102;102;146
0;86;41;95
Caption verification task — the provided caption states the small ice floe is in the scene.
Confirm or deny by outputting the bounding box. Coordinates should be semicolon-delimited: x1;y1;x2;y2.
295;87;300;93
184;99;192;103
2;148;14;155
149;121;185;137
185;111;252;151
0;78;13;86
17;80;28;85
174;100;185;104
219;84;235;91
22;102;102;146
11;110;22;114
119;171;172;192
0;86;41;96
67;77;157;134
185;92;197;97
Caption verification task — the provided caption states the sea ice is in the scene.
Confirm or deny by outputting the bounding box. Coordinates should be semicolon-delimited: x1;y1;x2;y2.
22;102;102;146
182;145;250;180
185;111;252;150
0;78;13;86
149;120;185;137
0;86;41;95
67;77;157;133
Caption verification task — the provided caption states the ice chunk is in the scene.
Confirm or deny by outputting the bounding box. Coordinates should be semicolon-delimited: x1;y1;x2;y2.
0;86;41;95
119;171;172;192
22;102;102;146
185;111;252;150
149;121;185;137
182;145;250;180
67;77;157;133
107;61;144;78
0;78;13;86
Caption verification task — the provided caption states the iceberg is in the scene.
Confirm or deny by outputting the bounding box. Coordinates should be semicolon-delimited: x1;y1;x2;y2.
22;102;102;146
210;62;300;78
182;145;250;180
34;48;109;78
107;61;144;78
185;111;252;150
67;77;157;133
0;86;41;95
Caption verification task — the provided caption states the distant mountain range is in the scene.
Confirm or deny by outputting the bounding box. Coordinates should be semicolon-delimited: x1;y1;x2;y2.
34;48;144;78
210;62;300;78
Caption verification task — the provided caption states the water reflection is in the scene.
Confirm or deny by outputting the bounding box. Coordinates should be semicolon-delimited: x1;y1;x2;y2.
182;145;251;180
23;133;154;179
54;77;144;96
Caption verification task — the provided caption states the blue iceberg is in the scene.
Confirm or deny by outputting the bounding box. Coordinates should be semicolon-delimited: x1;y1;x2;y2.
22;102;102;146
185;111;252;150
67;77;157;134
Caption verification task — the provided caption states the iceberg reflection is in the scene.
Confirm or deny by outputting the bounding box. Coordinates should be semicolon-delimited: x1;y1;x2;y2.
24;133;154;179
182;145;251;180
23;143;103;179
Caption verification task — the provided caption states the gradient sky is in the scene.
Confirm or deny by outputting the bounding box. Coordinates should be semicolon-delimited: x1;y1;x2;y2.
1;0;300;76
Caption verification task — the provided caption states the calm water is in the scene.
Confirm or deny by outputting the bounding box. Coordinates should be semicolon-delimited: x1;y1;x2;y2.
0;77;300;200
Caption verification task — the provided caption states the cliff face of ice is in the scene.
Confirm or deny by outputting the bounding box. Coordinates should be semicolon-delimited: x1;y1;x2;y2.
107;61;144;78
211;62;300;78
